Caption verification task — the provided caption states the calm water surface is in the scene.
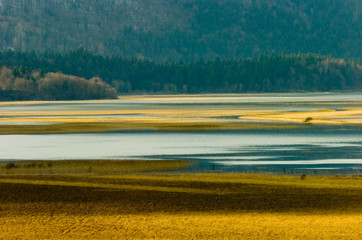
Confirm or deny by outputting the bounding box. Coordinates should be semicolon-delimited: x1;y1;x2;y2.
2;92;362;113
1;129;361;174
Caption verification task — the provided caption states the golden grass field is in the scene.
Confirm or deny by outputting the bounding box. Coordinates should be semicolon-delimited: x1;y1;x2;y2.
0;94;361;134
0;160;362;239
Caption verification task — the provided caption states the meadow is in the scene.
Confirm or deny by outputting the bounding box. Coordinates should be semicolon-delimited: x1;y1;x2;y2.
0;162;362;239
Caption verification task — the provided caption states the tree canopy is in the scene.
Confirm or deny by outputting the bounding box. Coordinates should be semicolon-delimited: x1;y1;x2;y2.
0;64;117;100
1;50;361;99
0;0;360;61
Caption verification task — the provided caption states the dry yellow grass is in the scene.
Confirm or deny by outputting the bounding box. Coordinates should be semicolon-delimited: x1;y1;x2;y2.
2;107;357;134
1;94;361;134
0;119;300;134
240;108;362;125
1;213;361;240
0;172;361;239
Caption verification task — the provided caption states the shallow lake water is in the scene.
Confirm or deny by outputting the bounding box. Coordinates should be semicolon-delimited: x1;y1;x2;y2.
1;129;361;174
0;93;361;174
2;92;362;113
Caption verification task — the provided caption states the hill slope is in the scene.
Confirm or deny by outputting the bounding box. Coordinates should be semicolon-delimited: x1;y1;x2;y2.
0;0;361;61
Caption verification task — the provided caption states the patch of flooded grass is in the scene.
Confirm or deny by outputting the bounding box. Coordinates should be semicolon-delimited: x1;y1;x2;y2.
0;160;191;174
0;120;303;134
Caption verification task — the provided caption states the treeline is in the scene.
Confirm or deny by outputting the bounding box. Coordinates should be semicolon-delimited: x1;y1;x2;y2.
0;50;361;95
0;66;117;100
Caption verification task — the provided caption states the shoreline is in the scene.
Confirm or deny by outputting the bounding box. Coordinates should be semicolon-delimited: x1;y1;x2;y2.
0;160;191;175
1;159;361;176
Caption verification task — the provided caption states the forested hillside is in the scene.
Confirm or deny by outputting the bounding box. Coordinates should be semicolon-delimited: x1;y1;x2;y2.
1;50;361;96
0;0;361;61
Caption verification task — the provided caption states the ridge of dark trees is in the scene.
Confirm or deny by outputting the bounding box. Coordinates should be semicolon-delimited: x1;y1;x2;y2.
0;49;361;100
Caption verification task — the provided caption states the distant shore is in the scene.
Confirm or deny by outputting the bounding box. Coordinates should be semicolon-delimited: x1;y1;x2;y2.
1;93;361;134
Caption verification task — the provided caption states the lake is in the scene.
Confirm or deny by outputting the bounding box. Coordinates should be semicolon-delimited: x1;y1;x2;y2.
0;93;361;174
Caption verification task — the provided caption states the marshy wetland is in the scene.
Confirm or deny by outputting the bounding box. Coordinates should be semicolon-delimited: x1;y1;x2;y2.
1;92;361;174
1;93;362;133
1;93;362;239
